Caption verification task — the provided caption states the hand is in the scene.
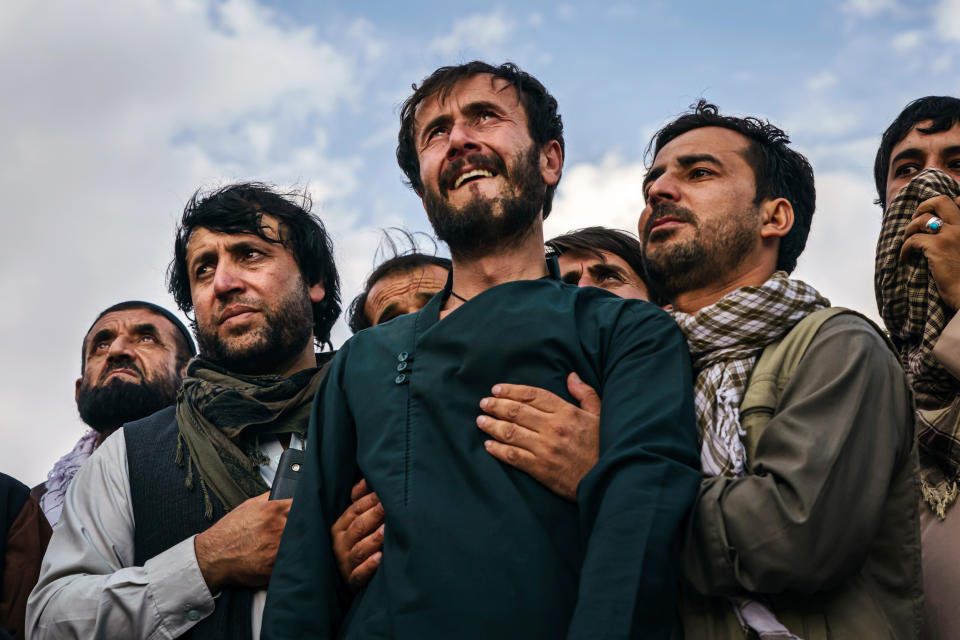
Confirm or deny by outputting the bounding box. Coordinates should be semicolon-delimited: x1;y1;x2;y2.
477;372;602;501
331;478;384;592
194;492;290;592
901;194;960;310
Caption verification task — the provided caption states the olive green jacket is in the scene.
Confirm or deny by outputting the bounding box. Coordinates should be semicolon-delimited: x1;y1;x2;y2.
678;313;923;639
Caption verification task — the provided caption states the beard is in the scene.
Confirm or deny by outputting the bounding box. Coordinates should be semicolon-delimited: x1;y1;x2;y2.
195;281;315;375
77;368;180;433
641;201;759;302
423;146;546;261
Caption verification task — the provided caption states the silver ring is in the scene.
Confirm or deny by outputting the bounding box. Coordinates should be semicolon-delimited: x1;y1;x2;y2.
925;216;944;234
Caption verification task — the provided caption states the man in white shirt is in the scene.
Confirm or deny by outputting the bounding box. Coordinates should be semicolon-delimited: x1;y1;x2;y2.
27;182;341;640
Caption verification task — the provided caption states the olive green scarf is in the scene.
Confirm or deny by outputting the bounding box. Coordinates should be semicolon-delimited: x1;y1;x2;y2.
175;357;324;518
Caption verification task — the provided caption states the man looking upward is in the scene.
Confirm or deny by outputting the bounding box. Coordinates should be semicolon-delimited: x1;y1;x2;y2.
33;301;195;526
29;183;341;640
263;62;700;639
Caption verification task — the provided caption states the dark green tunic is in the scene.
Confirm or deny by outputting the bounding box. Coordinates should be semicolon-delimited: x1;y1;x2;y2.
263;279;700;639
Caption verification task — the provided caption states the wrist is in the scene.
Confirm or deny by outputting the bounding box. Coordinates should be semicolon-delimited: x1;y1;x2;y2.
194;531;225;592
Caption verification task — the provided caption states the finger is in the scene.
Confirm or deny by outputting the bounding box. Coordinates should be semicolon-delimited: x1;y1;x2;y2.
348;551;382;592
480;396;549;430
903;213;938;242
482;439;540;474
900;233;931;262
251;491;270;502
350;478;372;502
332;490;381;532
347;523;385;570
344;502;385;547
490;383;564;411
915;195;960;225
476;414;538;451
567;372;601;416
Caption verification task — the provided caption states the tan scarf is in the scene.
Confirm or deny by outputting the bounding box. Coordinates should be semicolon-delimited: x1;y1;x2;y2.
875;167;960;517
175;358;324;518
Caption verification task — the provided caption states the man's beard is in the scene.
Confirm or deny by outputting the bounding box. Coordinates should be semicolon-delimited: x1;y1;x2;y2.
77;368;180;433
423;146;546;261
641;201;758;302
195;282;315;375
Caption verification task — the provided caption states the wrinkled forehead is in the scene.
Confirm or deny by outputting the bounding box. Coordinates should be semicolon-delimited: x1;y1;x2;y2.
366;265;448;311
185;214;285;257
889;119;960;163
654;126;752;166
84;308;175;349
413;74;522;136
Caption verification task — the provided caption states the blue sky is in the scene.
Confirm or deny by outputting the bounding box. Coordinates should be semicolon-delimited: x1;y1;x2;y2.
1;0;958;483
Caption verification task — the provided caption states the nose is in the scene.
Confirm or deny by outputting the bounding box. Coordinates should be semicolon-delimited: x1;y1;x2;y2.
107;334;137;360
445;121;481;161
645;172;680;206
212;260;245;299
576;271;593;288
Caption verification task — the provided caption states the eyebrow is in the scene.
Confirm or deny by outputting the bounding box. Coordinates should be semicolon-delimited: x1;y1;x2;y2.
890;147;925;168
417;100;505;146
88;328;116;351
642;153;723;194
132;323;161;339
376;302;400;326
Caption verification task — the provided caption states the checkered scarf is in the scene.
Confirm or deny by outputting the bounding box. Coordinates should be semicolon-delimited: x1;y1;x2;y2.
875;168;960;517
672;271;830;476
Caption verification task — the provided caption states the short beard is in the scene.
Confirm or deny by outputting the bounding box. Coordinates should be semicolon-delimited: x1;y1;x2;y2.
423;146;546;261
642;201;758;302
195;282;315;375
77;375;180;433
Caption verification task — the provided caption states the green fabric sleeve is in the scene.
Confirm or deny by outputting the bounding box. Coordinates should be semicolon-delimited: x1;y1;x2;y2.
570;304;701;638
683;315;913;595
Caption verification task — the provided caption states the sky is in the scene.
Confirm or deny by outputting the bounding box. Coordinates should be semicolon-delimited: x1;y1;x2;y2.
2;0;959;485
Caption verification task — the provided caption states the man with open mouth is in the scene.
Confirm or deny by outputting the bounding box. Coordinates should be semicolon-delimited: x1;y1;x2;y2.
263;62;701;639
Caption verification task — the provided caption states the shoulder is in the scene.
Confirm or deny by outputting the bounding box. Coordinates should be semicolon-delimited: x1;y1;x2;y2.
807;312;897;365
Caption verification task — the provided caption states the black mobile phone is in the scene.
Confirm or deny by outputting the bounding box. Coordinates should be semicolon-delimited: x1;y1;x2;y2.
269;448;304;500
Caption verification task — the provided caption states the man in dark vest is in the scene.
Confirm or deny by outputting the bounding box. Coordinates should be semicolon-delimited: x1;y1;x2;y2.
28;182;341;640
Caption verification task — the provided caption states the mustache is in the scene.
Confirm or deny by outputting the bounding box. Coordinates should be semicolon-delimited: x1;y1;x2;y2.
439;153;507;195
642;202;698;238
98;357;143;384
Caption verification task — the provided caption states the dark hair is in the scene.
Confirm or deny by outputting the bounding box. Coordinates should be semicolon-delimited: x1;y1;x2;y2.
81;300;196;373
874;96;960;210
647;100;816;274
546;225;660;297
166;182;341;349
397;61;564;218
347;229;451;333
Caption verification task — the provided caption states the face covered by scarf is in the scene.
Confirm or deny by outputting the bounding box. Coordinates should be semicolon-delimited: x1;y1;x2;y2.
175;357;325;518
875;167;960;517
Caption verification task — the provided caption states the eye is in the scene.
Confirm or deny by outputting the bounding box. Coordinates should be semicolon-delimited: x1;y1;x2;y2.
139;335;157;344
425;125;449;143
477;110;497;123
602;273;625;283
893;163;920;178
95;341;110;351
194;262;213;280
243;249;263;261
690;167;713;179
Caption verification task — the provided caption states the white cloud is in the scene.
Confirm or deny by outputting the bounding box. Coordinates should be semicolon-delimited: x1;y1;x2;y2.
893;29;924;50
0;0;373;485
806;71;838;92
792;171;882;322
935;0;960;40
430;11;515;58
545;154;647;239
842;0;898;16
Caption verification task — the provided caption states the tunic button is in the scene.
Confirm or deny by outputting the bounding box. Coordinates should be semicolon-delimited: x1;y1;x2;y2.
395;373;407;384
398;352;409;362
187;609;201;621
397;361;408;372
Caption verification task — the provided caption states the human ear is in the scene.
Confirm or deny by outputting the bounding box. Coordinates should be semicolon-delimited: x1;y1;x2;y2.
760;198;794;239
539;140;563;187
309;281;326;304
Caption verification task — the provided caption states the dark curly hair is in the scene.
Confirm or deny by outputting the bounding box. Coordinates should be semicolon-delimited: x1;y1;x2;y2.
647;100;816;274
874;96;960;211
397;61;564;218
166;182;341;349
